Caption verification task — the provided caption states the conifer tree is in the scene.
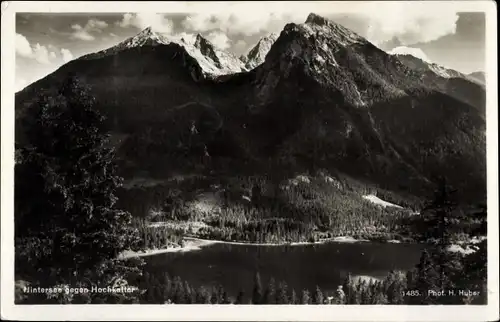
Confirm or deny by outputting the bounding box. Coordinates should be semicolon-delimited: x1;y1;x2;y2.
290;289;298;304
196;286;211;304
184;281;193;304
172;276;185;303
408;249;439;304
163;273;172;300
146;286;156;304
301;289;311;304
371;292;389;304
141;271;151;293
335;285;346;304
252;271;263;304
263;277;276;304
15;75;142;303
211;286;220;304
387;280;404;304
144;274;159;304
354;282;363;304
235;290;245;304
360;286;371;304
221;290;230;304
342;273;354;304
383;271;405;304
313;285;324;304
251;184;262;207
215;284;228;304
414;178;466;303
276;281;289;304
153;281;164;304
418;177;457;246
463;239;487;304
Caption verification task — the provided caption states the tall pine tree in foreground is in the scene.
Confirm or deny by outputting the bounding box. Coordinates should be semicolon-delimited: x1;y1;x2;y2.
15;75;142;303
407;178;476;304
418;177;458;245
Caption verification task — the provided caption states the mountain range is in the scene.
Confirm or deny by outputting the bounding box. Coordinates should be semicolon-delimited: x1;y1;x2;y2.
15;13;487;203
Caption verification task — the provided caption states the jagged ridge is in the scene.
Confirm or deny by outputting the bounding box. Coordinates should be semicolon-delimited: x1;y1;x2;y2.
81;27;247;78
391;53;464;79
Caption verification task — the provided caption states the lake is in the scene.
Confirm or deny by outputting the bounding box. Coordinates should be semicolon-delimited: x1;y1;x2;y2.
144;241;424;300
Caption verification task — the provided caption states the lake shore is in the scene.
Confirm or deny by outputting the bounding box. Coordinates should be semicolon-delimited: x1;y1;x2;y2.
185;235;371;246
120;233;484;259
118;238;213;259
119;235;390;259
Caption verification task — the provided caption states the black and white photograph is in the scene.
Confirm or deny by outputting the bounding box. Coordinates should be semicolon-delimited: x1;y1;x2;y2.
1;1;498;321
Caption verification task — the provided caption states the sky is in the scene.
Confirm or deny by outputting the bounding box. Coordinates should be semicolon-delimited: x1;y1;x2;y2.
15;2;487;92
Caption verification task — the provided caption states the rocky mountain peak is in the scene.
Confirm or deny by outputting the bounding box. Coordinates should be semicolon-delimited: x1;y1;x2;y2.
136;26;154;37
243;33;279;70
124;26;170;47
194;33;208;48
305;12;331;26
193;33;222;68
262;32;279;42
254;13;378;107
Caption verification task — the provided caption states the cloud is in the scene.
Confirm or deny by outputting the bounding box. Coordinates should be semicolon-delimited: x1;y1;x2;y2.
86;19;108;31
182;8;305;36
60;48;74;62
233;39;248;54
70;19;108;41
71;24;95;41
174;32;196;44
388;46;431;63
32;43;53;64
108;3;460;50
16;33;33;57
176;2;459;45
362;2;459;45
117;13;173;33
206;31;231;50
178;2;323;36
16;34;56;65
109;32;118;37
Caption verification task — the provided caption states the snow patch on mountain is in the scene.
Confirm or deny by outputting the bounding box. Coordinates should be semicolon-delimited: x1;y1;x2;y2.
447;244;478;255
427;63;463;79
80;27;247;78
363;194;403;209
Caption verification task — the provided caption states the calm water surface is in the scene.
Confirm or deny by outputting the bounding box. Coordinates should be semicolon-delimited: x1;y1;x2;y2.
145;241;424;300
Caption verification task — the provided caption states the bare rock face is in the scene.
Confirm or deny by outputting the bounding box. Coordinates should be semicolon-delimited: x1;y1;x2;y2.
242;33;279;70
